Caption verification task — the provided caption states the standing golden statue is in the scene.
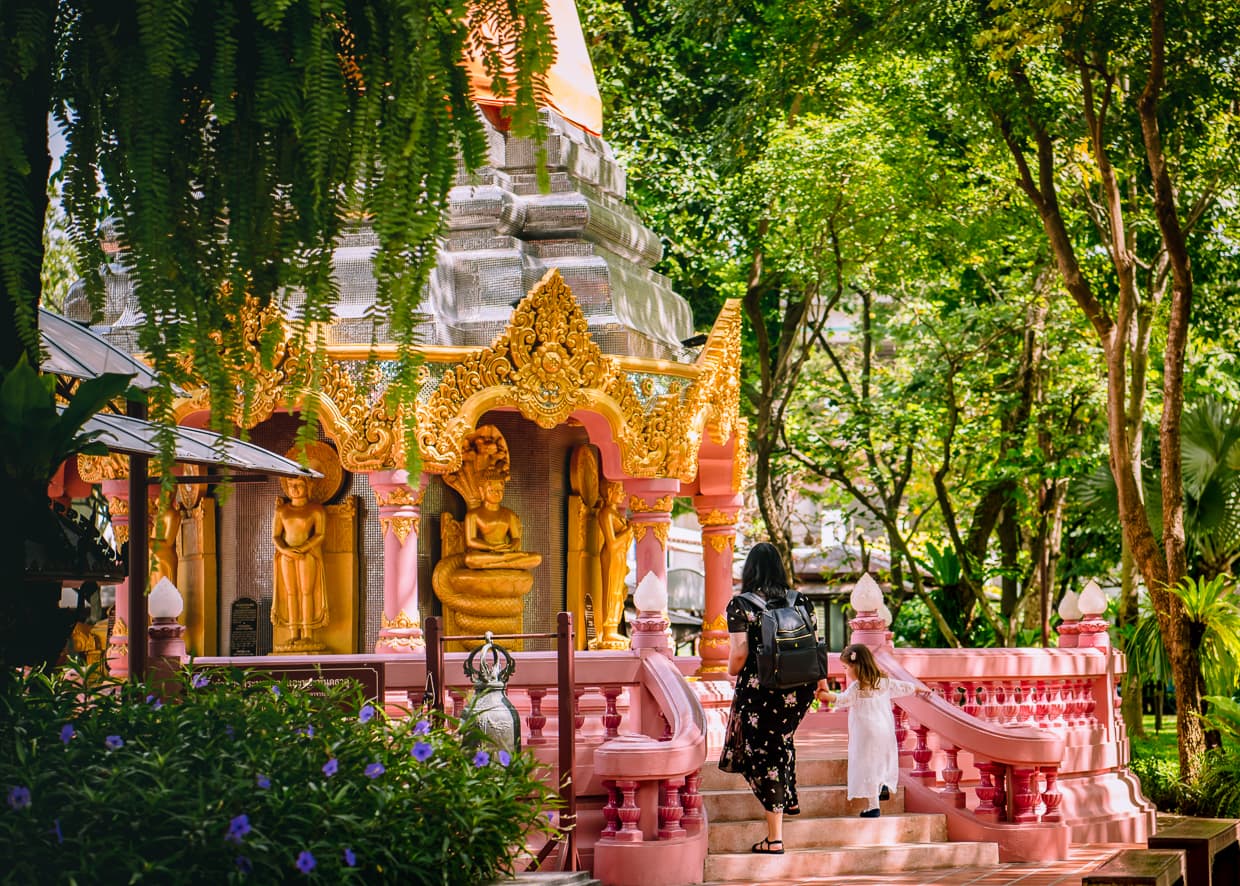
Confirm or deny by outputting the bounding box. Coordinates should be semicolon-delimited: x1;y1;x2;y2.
590;479;632;650
271;475;329;652
150;491;183;588
433;426;542;651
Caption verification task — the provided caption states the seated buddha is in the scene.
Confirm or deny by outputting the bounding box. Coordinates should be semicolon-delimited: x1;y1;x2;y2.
432;426;542;650
464;478;543;571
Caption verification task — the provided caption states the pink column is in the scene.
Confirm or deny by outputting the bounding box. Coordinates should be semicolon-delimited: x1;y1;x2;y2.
103;478;131;678
623;479;678;590
369;470;427;653
694;494;742;679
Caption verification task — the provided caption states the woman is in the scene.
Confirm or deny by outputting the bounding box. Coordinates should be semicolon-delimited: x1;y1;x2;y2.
720;542;829;855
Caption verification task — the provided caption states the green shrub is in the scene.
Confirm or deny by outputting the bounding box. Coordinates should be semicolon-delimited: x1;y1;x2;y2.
1;664;556;884
1129;751;1184;812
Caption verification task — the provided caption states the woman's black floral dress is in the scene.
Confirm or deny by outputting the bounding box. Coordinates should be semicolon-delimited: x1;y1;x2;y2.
719;591;816;813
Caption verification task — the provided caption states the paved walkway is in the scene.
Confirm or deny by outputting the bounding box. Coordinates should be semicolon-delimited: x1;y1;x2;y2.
708;843;1132;885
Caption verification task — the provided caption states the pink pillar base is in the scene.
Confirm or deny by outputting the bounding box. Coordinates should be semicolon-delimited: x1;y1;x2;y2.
694;493;742;679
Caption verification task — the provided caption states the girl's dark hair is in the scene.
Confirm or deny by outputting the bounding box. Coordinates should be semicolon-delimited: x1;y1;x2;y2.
841;644;884;690
741;542;791;600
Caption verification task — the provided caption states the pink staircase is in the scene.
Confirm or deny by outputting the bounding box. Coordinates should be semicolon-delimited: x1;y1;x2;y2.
699;736;999;883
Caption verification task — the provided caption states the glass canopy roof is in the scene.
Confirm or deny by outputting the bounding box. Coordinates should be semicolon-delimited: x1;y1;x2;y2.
41;308;319;479
75;410;320;479
39;307;165;391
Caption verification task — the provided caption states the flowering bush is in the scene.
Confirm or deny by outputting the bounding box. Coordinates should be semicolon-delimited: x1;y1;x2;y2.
0;664;556;883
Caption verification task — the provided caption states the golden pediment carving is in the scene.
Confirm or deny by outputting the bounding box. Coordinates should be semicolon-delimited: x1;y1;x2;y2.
414;269;743;482
174;297;401;472
78;453;131;483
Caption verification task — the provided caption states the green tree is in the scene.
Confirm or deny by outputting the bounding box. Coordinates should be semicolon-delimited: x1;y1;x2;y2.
880;0;1240;778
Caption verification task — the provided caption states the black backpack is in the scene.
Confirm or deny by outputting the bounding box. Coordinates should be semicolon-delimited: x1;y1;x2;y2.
740;590;827;689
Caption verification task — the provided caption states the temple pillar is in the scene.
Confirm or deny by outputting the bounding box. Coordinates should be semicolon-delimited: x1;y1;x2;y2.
623;479;678;589
102;479;132;678
694;494;742;679
370;470;427;653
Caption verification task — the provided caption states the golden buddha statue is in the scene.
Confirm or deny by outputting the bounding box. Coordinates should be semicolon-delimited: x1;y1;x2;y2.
150;492;182;588
590;479;633;650
433;426;542;651
271;475;329;652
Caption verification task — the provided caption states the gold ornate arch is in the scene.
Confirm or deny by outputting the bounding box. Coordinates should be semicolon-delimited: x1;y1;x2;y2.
413;269;742;481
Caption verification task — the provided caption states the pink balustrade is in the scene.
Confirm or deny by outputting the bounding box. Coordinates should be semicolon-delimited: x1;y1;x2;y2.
861;647;1153;861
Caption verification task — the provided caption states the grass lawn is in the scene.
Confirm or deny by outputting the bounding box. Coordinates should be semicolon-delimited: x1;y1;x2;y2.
1131;713;1180;761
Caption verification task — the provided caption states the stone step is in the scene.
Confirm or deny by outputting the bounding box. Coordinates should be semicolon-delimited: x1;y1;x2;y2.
704;839;1000;882
698;757;849;792
702;784;903;822
708;812;947;853
492;873;602;886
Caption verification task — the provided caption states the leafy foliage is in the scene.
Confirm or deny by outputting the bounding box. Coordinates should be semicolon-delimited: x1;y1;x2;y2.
3;0;556;467
0;664;556;884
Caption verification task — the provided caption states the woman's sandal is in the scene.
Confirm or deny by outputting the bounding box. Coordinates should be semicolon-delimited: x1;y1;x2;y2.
751;838;784;855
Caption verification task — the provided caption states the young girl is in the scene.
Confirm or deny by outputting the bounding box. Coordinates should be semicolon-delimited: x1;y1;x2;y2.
817;644;929;817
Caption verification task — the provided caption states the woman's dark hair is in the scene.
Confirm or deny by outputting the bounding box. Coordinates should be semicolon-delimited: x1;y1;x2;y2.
741;542;791;599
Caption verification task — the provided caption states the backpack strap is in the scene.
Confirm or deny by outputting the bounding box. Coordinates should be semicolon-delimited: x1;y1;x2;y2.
738;591;767;610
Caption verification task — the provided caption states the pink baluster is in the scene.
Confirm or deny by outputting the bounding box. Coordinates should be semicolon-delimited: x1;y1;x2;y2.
1041;765;1062;822
599;779;619;839
1035;681;1050;728
682;770;704;834
991;682;1006;723
980;683;998;722
911;723;935;783
602;685;622;739
1016;681;1033;725
449;689;464;719
974;763;998;821
658;778;687;839
893;706;908;756
614;779;643;842
407;688;426;710
527;687;547;745
573;687;586;732
962;682;980;719
939;744;965;808
1082;679;1098;725
991;764;1008;821
937;681;956;708
1000;681;1018;723
1012;767;1038;822
1046;681;1064;727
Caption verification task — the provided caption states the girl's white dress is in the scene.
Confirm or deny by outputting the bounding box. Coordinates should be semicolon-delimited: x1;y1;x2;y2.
833;677;918;801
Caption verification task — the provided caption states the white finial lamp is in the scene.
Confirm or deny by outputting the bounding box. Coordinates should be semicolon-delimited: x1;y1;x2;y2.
1056;587;1080;648
1075;579;1111;649
147;577;187;666
848;573;890;649
630;573;671;653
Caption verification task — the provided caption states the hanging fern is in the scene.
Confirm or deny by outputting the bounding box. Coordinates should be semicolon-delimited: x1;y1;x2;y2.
2;0;555;470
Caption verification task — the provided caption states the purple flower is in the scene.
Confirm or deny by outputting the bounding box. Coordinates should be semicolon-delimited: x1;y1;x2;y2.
298;725;315;738
59;723;75;744
411;741;433;762
104;735;124;750
51;819;62;844
498;750;511;767
342;847;356;867
295;850;316;874
364;762;385;779
145;694;163;709
412;719;430;735
225;814;251;845
358;704;375;724
235;856;253;874
256;774;271;790
473;750;490;768
7;786;31;810
224;725;235;738
191;673;209;689
322;758;338;777
270;685;281;698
